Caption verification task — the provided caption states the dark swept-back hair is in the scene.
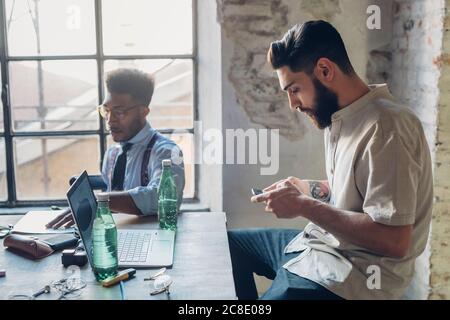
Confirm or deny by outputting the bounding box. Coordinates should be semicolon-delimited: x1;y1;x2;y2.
267;20;354;75
105;68;155;107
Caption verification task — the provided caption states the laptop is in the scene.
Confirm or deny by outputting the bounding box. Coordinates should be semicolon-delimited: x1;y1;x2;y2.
66;170;175;268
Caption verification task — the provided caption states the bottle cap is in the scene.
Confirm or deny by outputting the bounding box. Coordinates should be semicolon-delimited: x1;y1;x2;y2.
162;159;172;167
96;192;109;202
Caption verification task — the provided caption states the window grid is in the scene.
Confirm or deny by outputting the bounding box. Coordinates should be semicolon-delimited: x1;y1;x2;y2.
0;0;198;208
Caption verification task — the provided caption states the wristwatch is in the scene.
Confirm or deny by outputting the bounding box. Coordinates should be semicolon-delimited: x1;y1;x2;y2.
310;183;331;202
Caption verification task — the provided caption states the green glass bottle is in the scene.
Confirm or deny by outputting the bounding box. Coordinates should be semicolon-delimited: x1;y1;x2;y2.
92;193;118;281
158;159;178;230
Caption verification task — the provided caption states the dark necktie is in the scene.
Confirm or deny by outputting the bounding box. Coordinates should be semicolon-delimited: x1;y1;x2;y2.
111;143;133;191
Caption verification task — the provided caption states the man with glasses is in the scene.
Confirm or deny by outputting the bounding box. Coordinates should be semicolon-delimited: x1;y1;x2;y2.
47;68;185;229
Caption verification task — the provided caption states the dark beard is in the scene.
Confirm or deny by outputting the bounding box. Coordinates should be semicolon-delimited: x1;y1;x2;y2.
310;77;340;129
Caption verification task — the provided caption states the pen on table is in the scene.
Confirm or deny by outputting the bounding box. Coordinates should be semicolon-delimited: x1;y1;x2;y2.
101;268;136;288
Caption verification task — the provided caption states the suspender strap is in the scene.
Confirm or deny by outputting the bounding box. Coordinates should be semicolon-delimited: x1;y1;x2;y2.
140;133;161;186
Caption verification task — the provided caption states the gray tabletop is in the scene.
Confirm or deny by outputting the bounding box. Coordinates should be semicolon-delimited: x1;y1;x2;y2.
0;212;237;300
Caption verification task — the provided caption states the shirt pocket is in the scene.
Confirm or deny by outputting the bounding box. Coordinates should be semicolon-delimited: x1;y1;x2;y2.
283;246;312;268
284;231;310;254
308;245;353;283
286;245;353;284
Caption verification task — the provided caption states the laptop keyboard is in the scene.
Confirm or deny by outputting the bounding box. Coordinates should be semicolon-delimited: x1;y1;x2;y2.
118;231;152;263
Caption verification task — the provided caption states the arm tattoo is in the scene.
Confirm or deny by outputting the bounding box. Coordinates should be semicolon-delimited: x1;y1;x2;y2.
309;181;331;203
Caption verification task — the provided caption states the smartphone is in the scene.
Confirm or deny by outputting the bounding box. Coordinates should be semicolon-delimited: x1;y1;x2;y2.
251;188;263;196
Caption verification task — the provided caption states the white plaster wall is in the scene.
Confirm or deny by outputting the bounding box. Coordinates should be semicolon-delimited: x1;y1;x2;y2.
197;0;223;212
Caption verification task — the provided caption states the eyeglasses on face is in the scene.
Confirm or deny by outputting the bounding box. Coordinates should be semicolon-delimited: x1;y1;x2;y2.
97;104;141;119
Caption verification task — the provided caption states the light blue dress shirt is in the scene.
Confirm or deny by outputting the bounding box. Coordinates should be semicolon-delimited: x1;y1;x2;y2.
101;122;185;216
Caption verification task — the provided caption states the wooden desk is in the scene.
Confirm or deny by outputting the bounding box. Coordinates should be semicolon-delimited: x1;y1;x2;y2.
0;212;236;300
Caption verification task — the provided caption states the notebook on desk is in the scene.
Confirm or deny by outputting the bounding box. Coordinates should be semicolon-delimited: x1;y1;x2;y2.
11;210;75;234
67;171;175;268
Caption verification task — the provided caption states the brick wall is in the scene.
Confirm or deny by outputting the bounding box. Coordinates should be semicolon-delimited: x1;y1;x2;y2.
389;0;444;149
388;0;450;300
430;0;450;300
368;0;450;300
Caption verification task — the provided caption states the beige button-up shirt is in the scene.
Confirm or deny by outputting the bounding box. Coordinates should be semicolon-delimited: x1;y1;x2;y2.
283;84;433;300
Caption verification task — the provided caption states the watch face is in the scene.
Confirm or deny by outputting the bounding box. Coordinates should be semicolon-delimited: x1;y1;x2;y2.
311;185;321;198
311;184;329;201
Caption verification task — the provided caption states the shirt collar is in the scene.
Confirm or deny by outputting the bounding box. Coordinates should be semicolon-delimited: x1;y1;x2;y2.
121;122;155;147
331;84;390;122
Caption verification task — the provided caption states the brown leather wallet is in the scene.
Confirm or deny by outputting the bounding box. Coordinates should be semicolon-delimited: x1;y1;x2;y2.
3;234;54;260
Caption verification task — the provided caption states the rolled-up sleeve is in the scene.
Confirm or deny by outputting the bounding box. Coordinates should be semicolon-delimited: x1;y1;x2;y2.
355;123;422;226
127;140;185;216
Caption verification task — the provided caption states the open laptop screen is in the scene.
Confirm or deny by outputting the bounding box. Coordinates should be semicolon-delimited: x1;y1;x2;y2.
66;170;97;269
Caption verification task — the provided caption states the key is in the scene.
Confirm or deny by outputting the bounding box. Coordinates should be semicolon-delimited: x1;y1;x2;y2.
144;267;166;281
32;285;51;298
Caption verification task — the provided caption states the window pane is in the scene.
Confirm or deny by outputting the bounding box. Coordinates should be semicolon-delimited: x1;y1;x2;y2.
14;136;100;200
9;60;99;132
102;0;193;55
107;133;194;198
104;60;193;129
0;139;6;201
5;0;96;56
0;69;3;131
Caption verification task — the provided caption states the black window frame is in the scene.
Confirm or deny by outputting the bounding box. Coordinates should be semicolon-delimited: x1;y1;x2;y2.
0;0;198;208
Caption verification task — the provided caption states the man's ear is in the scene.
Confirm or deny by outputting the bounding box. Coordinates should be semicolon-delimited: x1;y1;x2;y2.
142;106;150;117
314;58;334;82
